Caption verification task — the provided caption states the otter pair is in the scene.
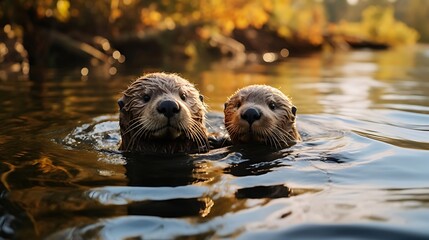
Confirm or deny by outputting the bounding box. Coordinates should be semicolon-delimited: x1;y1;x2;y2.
118;72;301;154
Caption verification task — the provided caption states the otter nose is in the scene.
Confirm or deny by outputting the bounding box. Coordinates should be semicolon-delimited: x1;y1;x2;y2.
157;100;180;118
241;108;261;125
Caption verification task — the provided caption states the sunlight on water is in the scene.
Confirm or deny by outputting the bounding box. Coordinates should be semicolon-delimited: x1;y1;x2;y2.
1;46;429;239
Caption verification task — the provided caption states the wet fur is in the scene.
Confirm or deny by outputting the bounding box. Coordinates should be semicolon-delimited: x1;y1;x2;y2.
224;85;301;149
119;73;209;154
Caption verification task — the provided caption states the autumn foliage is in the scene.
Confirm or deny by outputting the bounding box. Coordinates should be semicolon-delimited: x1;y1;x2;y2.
0;0;420;69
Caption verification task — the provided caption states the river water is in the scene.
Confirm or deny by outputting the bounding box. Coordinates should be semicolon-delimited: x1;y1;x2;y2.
1;46;429;239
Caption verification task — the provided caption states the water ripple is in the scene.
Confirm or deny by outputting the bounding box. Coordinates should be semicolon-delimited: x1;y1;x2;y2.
87;186;209;205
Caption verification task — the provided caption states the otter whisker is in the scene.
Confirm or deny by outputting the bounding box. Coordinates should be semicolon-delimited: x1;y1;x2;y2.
271;128;289;148
225;120;239;138
204;120;214;131
178;120;204;152
129;118;157;151
127;124;148;151
122;120;144;136
272;129;285;149
270;127;285;146
264;128;279;149
278;127;295;144
180;122;198;147
273;125;291;140
122;118;140;131
188;120;209;151
195;127;210;151
190;127;205;151
124;125;141;151
265;131;276;149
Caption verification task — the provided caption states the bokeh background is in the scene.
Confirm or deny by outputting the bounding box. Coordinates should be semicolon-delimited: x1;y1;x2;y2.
1;0;427;77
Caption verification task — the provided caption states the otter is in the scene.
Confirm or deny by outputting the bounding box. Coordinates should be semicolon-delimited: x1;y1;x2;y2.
118;73;209;154
224;85;301;149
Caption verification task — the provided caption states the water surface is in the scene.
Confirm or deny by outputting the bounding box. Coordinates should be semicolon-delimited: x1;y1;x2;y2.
1;46;429;239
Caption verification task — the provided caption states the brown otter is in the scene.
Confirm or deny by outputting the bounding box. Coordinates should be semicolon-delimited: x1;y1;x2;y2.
118;72;209;154
224;85;301;149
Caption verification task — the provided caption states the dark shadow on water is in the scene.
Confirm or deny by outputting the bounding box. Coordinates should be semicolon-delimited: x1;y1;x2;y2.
127;198;206;218
235;185;291;199
122;153;210;218
123;153;198;187
223;144;291;177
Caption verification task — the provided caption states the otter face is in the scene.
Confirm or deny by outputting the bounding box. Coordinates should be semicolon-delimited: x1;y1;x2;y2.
224;85;301;149
118;73;209;153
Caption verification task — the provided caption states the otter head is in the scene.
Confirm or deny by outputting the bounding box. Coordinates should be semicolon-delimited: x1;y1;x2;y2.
224;85;301;149
118;73;209;154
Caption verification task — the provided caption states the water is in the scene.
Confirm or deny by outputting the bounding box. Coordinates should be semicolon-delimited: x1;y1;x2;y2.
1;46;429;239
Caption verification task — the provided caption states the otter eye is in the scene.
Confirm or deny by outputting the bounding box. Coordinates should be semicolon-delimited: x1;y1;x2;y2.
268;101;276;110
143;94;151;103
199;95;204;102
291;106;297;116
180;93;186;101
117;98;125;110
236;102;241;108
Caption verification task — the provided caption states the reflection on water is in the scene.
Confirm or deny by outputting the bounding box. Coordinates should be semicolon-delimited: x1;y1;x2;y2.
1;46;429;239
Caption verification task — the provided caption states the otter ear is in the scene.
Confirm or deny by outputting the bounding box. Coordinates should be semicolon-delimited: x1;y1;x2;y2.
118;97;125;110
291;106;297;116
224;102;227;109
199;95;204;102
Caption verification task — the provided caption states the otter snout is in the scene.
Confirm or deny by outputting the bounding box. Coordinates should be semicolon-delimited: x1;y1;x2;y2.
157;100;180;118
241;107;261;125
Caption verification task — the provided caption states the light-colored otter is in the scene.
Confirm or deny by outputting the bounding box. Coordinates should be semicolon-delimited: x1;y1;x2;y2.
118;72;209;154
224;85;301;149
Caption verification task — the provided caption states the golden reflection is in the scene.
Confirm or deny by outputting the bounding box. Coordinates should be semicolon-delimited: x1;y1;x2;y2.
0;162;16;191
32;156;73;177
191;159;246;218
375;47;416;81
9;186;128;237
3;145;128;237
190;157;322;219
199;197;215;217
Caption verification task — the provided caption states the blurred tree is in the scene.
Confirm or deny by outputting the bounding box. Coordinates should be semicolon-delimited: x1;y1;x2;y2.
323;0;348;23
394;0;429;42
336;6;419;47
